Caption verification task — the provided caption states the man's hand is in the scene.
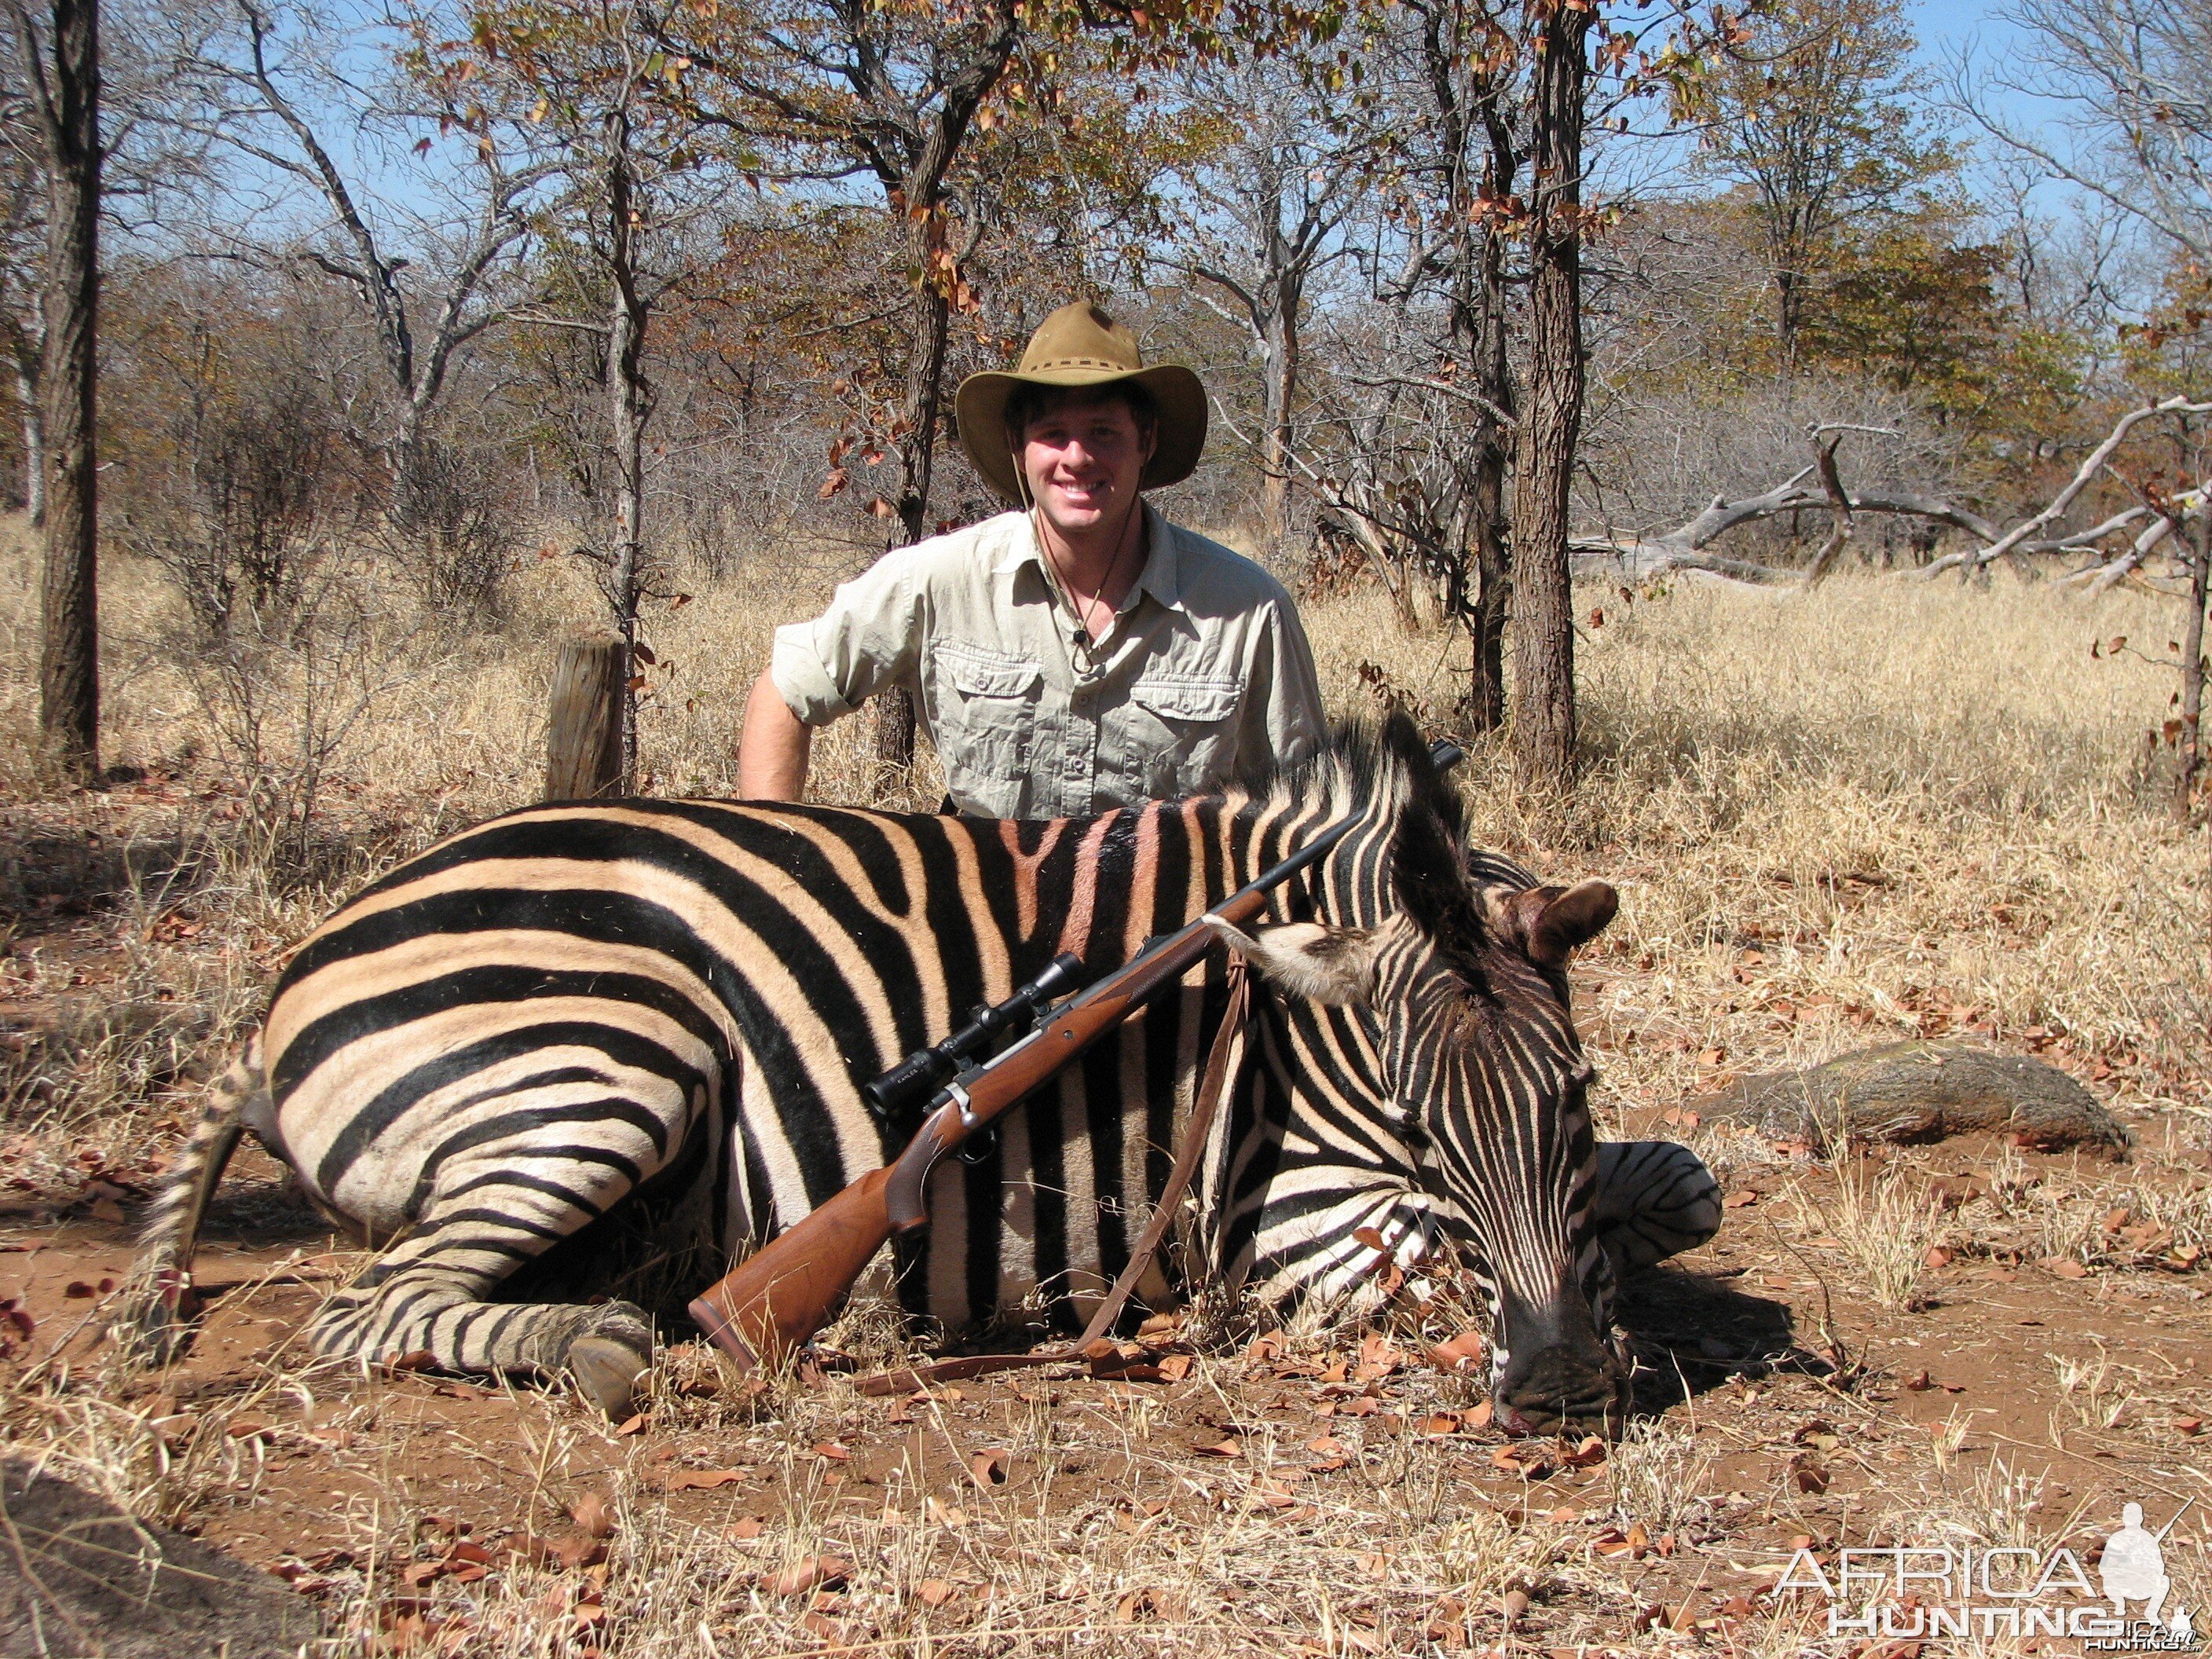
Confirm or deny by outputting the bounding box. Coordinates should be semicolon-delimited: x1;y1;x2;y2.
737;669;812;800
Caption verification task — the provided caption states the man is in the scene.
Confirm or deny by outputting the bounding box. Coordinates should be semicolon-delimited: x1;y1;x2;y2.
736;301;1327;817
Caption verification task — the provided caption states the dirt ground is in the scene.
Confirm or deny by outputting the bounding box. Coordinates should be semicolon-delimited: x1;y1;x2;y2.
0;567;2206;1654
0;927;2203;1654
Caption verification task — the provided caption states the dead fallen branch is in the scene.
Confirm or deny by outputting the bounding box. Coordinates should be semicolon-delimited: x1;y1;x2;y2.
1919;394;2212;577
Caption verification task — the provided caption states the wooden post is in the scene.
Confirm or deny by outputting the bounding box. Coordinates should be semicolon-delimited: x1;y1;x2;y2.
546;635;627;800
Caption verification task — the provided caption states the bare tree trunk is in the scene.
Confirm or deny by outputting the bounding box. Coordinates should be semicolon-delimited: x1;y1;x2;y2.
874;273;952;772
1260;282;1299;558
20;0;97;778
15;362;41;525
1507;2;1588;793
2179;507;2209;821
1465;117;1515;735
603;112;646;792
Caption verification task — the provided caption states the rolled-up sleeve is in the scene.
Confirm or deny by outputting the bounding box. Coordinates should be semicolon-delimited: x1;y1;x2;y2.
769;548;926;727
1252;598;1328;769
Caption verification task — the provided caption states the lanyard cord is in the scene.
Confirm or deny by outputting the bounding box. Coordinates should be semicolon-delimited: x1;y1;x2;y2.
1011;436;1145;664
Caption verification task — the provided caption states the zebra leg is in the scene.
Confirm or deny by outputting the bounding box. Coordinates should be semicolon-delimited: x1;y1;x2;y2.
308;1125;669;1415
1589;1141;1723;1280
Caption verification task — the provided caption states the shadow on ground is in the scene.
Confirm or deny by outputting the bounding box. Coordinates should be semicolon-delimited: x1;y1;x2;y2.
1616;1265;1810;1413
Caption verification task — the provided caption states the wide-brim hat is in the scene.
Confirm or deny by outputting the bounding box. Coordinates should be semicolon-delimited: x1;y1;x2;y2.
956;302;1207;504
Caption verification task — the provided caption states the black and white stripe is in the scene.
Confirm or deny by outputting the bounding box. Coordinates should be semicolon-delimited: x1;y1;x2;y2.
131;715;1719;1425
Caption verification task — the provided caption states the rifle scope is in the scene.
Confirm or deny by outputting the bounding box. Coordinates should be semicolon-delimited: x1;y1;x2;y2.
862;951;1086;1121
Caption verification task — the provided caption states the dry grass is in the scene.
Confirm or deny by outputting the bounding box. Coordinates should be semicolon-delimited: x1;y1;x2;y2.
0;522;2206;1654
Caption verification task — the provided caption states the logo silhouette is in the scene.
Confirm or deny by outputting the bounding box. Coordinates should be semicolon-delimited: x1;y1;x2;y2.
2102;1501;2192;1634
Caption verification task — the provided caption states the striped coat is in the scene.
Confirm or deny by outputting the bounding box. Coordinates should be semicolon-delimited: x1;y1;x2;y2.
134;717;1719;1424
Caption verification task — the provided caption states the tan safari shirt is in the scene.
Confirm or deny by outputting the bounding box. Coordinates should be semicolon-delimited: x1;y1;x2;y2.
770;505;1328;819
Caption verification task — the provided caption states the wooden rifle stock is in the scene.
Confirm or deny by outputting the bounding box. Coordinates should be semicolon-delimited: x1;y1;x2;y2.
687;782;1415;1374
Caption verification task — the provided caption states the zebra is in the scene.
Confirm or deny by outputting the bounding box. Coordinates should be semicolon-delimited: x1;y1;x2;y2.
128;715;1721;1431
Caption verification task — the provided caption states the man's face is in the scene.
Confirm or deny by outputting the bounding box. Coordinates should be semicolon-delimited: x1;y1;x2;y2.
1017;393;1155;541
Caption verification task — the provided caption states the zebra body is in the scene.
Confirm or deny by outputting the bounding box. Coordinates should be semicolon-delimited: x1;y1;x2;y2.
134;719;1720;1424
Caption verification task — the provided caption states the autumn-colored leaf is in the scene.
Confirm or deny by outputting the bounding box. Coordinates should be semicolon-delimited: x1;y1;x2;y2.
2041;1256;2090;1280
612;1412;646;1436
916;1578;958;1607
969;1447;1009;1486
1722;1188;1760;1209
1427;1329;1485;1372
1423;1412;1463;1438
764;1556;850;1598
2175;1417;2203;1437
926;1498;965;1529
1190;1435;1242;1459
811;1440;851;1462
664;1463;749;1492
1155;1352;1192;1382
1115;1586;1184;1623
1562;1435;1607;1468
569;1492;616;1539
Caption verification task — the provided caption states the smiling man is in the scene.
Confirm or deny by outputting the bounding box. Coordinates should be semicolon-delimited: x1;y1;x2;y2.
737;302;1327;817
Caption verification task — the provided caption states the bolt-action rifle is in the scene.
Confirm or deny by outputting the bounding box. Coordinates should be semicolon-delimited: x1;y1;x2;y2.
689;742;1463;1372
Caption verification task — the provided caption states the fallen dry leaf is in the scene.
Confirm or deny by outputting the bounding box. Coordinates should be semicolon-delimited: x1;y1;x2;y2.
764;1557;850;1599
916;1578;958;1608
2041;1255;2089;1280
664;1469;748;1491
1722;1188;1760;1210
1155;1352;1192;1382
1427;1329;1485;1372
969;1448;1009;1487
723;1518;764;1542
1190;1435;1242;1459
1115;1587;1185;1623
568;1492;616;1540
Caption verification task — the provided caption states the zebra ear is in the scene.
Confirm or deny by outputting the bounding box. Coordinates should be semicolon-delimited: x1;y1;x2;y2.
1203;917;1379;1006
1489;879;1618;968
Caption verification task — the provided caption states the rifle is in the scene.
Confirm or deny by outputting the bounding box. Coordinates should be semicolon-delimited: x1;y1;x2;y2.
689;740;1464;1372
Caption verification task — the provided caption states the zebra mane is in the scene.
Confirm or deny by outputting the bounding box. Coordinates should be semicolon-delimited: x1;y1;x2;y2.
1239;712;1514;964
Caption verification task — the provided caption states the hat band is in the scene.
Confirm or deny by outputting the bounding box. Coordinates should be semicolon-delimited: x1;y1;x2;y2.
1019;356;1143;373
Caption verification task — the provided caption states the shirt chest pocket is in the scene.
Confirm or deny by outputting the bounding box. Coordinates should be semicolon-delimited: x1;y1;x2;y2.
932;641;1044;778
1122;672;1243;797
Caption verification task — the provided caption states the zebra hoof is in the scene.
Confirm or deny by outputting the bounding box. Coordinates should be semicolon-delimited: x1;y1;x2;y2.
566;1335;650;1417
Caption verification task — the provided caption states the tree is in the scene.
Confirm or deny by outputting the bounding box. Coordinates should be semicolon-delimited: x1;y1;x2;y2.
648;0;1024;767
10;0;98;777
1505;0;1589;793
182;1;551;531
1686;0;1946;364
1161;50;1385;555
439;0;720;786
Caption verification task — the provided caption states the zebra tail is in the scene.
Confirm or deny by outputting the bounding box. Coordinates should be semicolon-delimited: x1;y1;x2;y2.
119;1034;260;1366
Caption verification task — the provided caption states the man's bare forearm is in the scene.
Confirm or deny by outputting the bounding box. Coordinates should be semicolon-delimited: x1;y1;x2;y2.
737;669;813;800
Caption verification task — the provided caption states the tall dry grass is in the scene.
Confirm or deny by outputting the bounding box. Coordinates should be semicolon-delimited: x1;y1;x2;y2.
0;525;2204;1653
1;529;2203;1131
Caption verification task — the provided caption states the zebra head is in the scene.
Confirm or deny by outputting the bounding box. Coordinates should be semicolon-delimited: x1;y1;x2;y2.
1214;716;1628;1436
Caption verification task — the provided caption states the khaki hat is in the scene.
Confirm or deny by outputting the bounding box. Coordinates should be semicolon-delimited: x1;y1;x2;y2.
956;302;1207;503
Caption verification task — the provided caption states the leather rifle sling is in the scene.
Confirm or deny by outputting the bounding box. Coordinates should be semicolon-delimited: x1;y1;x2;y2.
851;961;1251;1397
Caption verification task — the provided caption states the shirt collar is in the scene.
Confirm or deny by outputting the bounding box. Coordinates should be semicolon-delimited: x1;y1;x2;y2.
990;502;1185;613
